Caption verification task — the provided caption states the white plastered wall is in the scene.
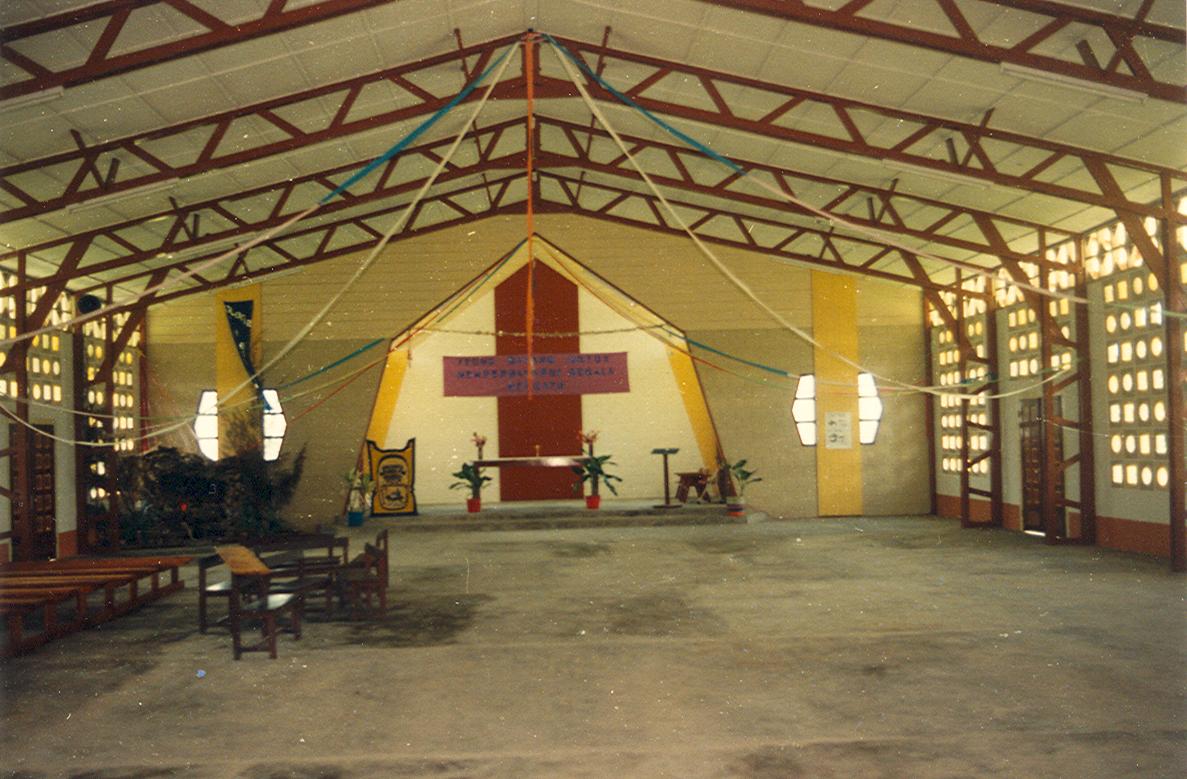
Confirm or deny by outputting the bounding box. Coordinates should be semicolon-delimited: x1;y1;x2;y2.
577;287;702;499
379;294;499;505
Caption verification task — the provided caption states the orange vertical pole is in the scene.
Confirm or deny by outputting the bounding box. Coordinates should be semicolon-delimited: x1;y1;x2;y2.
523;32;537;398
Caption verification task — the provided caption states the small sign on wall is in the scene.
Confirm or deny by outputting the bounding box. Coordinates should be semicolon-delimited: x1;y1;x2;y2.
824;411;853;449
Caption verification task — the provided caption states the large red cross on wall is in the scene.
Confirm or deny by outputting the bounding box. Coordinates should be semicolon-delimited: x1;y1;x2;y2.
494;262;583;501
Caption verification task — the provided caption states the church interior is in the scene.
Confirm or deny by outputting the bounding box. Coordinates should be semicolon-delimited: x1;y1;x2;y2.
1;1;1185;776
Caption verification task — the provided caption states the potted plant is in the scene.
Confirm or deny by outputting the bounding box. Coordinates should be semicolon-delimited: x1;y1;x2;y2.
450;463;491;513
345;467;374;527
572;454;622;509
724;459;761;517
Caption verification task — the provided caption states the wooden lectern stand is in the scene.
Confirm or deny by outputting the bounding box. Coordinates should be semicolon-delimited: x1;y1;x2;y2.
651;448;681;509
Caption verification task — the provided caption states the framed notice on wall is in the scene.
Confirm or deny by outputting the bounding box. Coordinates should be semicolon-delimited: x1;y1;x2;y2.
824;412;853;449
443;352;629;396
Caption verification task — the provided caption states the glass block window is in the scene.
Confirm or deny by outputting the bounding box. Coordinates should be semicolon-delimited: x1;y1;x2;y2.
1103;267;1169;489
790;373;883;446
1086;207;1172;490
194;389;287;461
82;313;140;454
1083;217;1160;282
931;283;990;476
933;326;962;475
0;282;69;405
998;247;1076;382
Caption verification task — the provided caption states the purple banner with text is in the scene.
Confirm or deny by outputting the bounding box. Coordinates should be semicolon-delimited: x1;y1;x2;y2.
443;352;629;396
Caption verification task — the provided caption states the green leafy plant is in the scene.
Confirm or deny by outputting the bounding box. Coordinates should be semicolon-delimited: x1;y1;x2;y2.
727;459;762;497
113;443;305;546
450;463;491;499
572;454;622;497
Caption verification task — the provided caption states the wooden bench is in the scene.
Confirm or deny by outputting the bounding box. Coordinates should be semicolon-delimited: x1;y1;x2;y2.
4;556;188;602
215;545;303;660
0;555;191;658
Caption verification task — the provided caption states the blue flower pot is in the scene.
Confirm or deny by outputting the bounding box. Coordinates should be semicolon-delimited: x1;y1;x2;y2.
347;510;365;527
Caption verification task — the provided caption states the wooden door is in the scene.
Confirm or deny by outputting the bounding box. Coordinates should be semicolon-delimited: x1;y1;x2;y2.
10;424;56;561
1019;399;1063;534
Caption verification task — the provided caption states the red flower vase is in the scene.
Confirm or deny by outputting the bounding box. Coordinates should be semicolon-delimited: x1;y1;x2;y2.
466;497;481;513
586;494;601;510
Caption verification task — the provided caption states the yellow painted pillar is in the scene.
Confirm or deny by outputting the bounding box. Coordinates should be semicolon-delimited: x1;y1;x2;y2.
812;271;863;515
365;348;410;446
667;346;721;470
215;285;263;457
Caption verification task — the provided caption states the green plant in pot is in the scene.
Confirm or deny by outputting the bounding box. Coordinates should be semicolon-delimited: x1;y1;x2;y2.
450;463;491;513
345;467;374;527
572;454;622;509
724;459;761;516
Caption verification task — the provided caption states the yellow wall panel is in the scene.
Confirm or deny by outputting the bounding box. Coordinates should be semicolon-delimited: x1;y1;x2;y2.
667;347;721;471
812;271;863;516
365;347;409;445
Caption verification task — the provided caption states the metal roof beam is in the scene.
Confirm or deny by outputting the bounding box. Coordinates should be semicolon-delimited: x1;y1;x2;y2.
536;116;1072;272
0;119;528;285
2;114;1086;292
0;0;398;102
713;0;1186;104
0;33;522;224
546;36;1184;220
5;33;1182;231
59;162;974;305
73;173;527;306
537;170;976;291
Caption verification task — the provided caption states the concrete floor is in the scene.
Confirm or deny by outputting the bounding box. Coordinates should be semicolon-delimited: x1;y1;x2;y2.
2;515;1185;778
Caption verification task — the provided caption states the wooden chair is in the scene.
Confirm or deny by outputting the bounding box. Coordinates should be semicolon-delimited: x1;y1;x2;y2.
267;556;338;617
337;530;389;619
254;534;349;568
373;528;389;585
215;545;303;660
256;535;348;618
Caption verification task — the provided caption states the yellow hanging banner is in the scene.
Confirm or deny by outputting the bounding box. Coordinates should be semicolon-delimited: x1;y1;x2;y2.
367;438;417;516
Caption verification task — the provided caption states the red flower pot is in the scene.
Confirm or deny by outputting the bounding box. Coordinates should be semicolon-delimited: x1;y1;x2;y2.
466;497;481;513
586;494;601;510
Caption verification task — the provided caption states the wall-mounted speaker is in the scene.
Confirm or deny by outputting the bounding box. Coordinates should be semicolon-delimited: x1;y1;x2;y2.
76;294;102;315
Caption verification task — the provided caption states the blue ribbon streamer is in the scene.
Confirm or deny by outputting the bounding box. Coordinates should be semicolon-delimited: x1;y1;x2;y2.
272;238;525;393
663;326;793;378
543;33;745;175
319;42;518;205
274;337;386;391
